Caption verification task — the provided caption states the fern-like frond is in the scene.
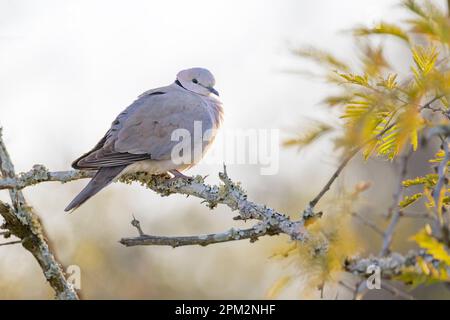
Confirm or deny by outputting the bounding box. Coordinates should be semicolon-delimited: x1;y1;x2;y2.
354;22;410;43
283;123;333;149
293;47;350;72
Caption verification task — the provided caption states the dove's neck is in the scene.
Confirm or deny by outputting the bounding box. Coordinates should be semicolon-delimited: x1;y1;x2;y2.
204;95;224;130
172;81;224;129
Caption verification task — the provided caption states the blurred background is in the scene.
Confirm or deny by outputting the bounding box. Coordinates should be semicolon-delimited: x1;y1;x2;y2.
1;0;449;299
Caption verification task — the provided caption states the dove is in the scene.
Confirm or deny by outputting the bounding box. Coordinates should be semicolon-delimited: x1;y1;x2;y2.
65;67;223;212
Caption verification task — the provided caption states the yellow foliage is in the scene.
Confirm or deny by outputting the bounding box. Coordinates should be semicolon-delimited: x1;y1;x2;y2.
290;0;449;161
268;211;360;298
393;224;450;287
283;123;333;150
354;22;410;42
288;0;450;292
402;174;438;187
265;276;292;299
399;193;423;208
411;225;450;265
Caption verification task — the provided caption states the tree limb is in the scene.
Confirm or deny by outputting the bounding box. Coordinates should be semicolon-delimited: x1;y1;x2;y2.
0;164;94;190
120;167;311;242
380;151;410;256
0;163;310;243
0;128;78;300
120;217;281;247
345;251;446;280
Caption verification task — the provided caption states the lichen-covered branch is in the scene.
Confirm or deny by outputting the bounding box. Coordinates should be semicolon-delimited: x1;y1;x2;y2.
120;217;281;247
3;124;445;299
345;250;448;281
120;167;310;242
0;164;94;190
0;163;310;243
0;128;78;300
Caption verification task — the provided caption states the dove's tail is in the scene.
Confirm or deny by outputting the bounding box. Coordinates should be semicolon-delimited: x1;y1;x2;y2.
64;165;127;212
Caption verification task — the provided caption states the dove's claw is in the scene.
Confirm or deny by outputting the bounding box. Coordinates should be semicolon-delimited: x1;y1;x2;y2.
168;170;192;181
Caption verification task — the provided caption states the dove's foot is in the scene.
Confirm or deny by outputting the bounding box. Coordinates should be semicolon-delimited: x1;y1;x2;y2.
167;170;192;181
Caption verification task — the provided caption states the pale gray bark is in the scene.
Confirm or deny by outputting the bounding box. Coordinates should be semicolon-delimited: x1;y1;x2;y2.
0;128;78;300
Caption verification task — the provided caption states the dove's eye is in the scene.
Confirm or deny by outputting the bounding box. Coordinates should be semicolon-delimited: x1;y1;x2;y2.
192;79;198;84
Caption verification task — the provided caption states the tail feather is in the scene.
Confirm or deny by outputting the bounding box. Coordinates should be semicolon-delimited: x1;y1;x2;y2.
65;165;127;212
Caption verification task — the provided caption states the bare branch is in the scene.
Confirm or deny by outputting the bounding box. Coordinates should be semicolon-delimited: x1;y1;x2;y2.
380;151;410;256
338;280;357;294
345;251;448;280
0;128;78;300
433;138;449;226
380;282;414;300
309;147;360;209
400;211;433;219
120;218;281;247
307;122;397;213
351;212;384;236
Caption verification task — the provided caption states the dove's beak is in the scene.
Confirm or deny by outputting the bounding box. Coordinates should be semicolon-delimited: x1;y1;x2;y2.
208;87;219;96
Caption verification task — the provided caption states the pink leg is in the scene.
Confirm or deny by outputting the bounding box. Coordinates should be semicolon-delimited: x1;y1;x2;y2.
168;169;191;180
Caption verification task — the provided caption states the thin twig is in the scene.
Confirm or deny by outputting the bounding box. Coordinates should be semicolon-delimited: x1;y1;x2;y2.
338;280;356;293
354;281;369;300
380;151;410;256
309;147;360;208
309;94;440;212
400;211;433;219
308;125;394;211
433;138;449;226
381;282;414;300
351;212;384;236
421;95;444;111
0;240;21;246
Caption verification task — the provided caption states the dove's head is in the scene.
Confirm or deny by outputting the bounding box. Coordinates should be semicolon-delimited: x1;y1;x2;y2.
176;67;219;97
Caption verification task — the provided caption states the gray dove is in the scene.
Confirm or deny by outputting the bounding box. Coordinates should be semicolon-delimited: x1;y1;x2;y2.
65;67;223;212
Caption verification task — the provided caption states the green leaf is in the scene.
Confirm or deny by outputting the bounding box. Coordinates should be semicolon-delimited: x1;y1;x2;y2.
399;193;423;208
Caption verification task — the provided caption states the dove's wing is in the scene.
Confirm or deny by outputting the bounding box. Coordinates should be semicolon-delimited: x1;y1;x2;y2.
72;85;213;169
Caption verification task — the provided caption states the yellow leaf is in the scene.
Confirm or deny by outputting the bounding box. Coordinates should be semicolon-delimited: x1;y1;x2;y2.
266;276;292;299
411;226;450;265
410;128;418;151
417;256;431;275
284;123;333;149
354;22;410;43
